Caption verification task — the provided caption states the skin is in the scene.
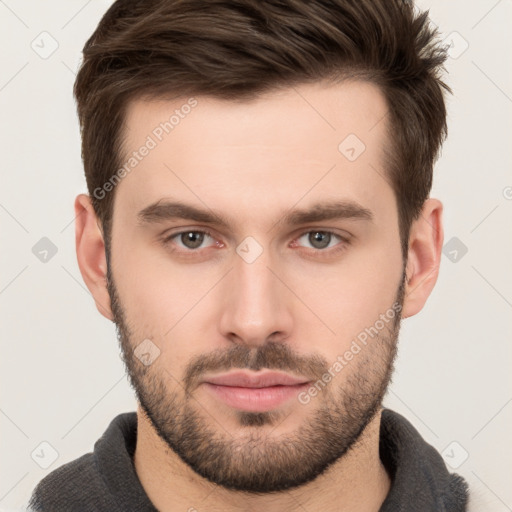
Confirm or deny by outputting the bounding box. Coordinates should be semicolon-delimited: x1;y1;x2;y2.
75;80;443;511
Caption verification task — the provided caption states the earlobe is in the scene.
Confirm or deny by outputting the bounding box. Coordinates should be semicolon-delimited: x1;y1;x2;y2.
401;198;444;319
74;193;114;321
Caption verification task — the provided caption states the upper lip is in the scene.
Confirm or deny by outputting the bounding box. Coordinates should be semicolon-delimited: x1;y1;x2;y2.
203;370;310;388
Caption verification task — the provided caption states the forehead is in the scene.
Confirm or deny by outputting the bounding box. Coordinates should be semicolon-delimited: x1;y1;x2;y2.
115;80;392;227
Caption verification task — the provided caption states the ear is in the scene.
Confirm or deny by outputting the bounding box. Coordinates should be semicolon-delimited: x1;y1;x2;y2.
74;193;114;321
401;198;444;319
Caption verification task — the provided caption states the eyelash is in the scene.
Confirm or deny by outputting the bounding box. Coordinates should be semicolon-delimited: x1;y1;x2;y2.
161;229;350;258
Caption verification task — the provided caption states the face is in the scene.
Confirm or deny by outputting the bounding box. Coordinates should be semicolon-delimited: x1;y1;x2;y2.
106;80;406;492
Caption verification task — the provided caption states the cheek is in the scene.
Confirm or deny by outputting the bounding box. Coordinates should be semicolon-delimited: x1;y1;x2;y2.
114;232;210;318
294;247;402;349
112;244;224;370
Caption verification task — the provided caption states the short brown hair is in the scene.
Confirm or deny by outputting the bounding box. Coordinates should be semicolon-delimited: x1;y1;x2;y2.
74;0;450;261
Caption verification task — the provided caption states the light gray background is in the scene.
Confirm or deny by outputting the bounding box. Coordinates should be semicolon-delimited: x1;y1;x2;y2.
1;1;511;510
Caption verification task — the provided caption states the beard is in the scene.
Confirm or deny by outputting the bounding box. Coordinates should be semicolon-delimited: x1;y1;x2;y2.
106;259;405;493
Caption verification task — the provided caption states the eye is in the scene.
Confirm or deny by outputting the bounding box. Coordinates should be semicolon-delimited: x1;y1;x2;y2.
161;228;350;256
162;230;218;251
294;230;348;252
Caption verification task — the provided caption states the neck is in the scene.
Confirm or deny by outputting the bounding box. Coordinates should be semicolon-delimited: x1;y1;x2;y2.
134;406;391;512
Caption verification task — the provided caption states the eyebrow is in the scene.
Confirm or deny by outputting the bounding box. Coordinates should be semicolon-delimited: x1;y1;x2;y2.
136;198;374;229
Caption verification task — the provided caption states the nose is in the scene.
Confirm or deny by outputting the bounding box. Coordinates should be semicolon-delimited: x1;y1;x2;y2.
217;244;294;349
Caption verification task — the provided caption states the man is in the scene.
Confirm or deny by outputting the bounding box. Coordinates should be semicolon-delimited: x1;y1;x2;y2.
27;0;470;510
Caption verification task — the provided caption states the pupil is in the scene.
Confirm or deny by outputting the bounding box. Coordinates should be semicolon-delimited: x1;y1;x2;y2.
183;232;203;249
310;231;330;249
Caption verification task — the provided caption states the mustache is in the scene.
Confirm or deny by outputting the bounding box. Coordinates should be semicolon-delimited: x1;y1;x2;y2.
183;341;329;393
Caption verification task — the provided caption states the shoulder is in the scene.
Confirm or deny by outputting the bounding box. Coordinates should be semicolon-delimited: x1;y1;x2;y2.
26;412;139;512
27;451;113;511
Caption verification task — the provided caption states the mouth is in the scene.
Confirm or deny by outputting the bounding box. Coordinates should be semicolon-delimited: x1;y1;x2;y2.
201;370;311;413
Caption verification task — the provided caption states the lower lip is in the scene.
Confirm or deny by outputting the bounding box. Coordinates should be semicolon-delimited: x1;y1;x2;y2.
202;382;310;412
